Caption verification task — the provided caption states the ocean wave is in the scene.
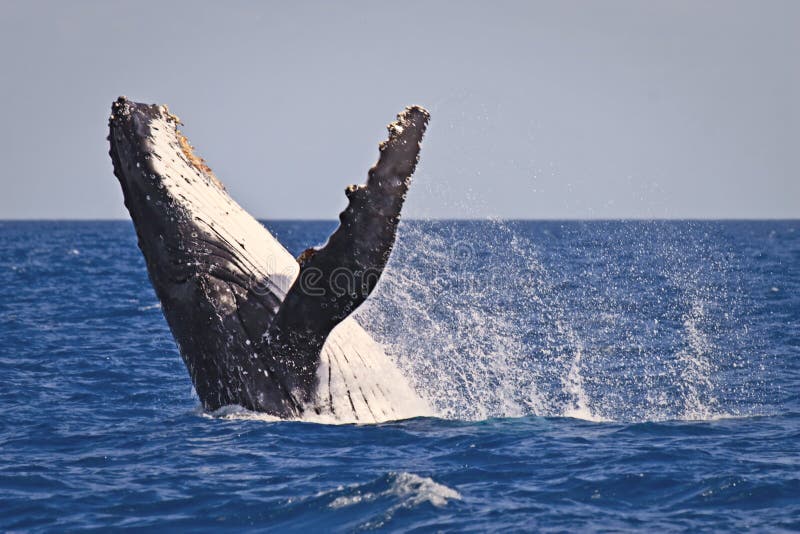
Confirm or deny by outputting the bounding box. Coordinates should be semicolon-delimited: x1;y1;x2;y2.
327;472;461;510
320;472;461;529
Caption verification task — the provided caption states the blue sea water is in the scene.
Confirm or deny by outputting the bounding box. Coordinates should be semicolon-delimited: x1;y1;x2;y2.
1;220;798;532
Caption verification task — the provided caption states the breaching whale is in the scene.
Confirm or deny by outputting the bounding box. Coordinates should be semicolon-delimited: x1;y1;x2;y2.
108;97;431;423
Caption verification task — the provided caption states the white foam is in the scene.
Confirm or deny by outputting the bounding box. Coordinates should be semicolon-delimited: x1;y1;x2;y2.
328;472;461;510
203;404;282;423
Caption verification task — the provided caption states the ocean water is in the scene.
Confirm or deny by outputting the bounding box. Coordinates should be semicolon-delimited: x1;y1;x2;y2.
1;220;798;531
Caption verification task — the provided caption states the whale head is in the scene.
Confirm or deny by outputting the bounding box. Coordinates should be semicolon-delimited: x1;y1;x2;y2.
108;97;198;290
108;96;299;414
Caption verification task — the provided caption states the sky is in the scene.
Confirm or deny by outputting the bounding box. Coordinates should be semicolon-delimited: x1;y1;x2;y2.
0;1;797;219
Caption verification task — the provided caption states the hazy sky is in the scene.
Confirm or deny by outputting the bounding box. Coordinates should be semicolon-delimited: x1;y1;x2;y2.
1;1;797;219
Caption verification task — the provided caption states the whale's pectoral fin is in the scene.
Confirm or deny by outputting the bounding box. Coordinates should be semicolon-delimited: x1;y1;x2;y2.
264;106;430;399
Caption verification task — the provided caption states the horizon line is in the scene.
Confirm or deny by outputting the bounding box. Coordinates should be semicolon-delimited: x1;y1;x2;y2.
1;217;798;223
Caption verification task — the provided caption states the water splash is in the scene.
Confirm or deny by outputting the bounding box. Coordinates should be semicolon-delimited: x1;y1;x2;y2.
358;220;757;423
675;298;718;420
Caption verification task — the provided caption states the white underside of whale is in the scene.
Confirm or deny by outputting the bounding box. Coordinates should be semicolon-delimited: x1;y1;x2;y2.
141;109;431;423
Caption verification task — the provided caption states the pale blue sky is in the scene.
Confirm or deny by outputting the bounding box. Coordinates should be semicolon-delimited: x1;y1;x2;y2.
1;1;797;219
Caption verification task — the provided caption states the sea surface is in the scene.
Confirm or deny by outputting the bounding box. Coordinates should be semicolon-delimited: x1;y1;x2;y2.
1;220;798;532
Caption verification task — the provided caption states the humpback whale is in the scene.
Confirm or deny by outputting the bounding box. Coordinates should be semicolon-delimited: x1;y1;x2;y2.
108;97;431;423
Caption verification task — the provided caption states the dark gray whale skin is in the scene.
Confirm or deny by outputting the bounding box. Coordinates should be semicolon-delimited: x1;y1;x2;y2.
108;97;429;417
